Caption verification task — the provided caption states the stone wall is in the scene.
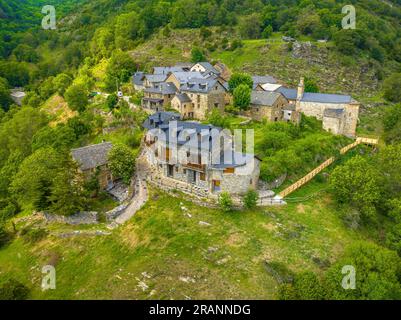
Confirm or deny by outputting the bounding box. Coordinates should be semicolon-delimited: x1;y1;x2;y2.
40;211;99;225
298;101;359;137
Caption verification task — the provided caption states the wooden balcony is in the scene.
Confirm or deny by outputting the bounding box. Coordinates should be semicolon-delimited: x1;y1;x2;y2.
183;162;206;172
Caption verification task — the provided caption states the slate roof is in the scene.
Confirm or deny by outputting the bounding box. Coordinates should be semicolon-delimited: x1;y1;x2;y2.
145;74;168;83
145;82;178;95
251;91;282;106
252;75;277;86
175;93;192;103
143;111;181;130
323;108;345;118
132;72;145;86
301;92;352;104
153;66;185;75
71;142;113;171
180;78;225;94
194;62;219;75
275;87;298;100
170;71;205;84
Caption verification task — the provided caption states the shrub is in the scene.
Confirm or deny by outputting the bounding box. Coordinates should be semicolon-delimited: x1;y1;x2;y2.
243;189;259;210
20;228;48;244
0;224;10;248
0;279;30;300
219;192;233;213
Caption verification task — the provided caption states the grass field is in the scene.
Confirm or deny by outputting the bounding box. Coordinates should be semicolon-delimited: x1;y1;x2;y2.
0;179;369;300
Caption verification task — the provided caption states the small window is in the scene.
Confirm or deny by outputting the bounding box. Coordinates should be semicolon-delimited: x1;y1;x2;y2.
224;167;235;174
175;166;179;172
250;179;253;185
200;172;206;181
183;169;187;174
187;151;190;157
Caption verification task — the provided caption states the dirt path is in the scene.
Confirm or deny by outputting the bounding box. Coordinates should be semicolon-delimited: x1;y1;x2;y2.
114;153;149;225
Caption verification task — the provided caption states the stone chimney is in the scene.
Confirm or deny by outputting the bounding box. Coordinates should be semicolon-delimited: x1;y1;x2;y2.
297;77;304;100
296;77;304;111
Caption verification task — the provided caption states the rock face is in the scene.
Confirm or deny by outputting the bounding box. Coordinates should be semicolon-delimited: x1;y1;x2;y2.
292;41;314;59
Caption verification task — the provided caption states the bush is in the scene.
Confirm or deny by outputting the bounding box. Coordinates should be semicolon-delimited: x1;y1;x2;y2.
243;189;259;209
0;224;11;248
219;192;233;213
20;227;48;244
0;279;30;300
383;73;401;103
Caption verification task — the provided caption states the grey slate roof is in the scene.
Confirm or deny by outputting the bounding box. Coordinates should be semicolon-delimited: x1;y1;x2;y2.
175;93;192;103
132;72;145;86
196;62;219;75
275;87;298;100
153;66;185;75
301;92;352;104
251;91;282;106
143;111;182;130
323;108;345;118
252;75;277;86
171;71;205;84
71;142;113;171
145;82;178;95
145;74;168;83
180;78;224;94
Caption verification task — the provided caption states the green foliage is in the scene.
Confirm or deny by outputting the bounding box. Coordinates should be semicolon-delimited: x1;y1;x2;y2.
53;73;73;97
108;143;136;185
65;84;88;112
262;25;273;39
115;11;146;50
105;50;136;91
233;84;251;110
106;94;119;110
330;156;382;218
20;227;48;244
0;77;11;111
383;74;401;103
239;14;262;39
243;189;259;210
383;104;401;144
228;73;253;93
279;271;325;300
0;278;30;300
0;61;30;87
32;124;77;152
324;242;401;300
10;148;85;215
12;44;39;63
218;192;233;213
304;77;319;93
206;108;229;128
0;223;10;248
191;47;206;63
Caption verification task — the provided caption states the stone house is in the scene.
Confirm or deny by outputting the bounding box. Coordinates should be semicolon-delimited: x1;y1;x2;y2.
142;82;178;113
294;78;360;137
165;71;205;89
71;142;114;189
132;72;145;91
143;113;261;196
190;62;220;76
245;91;296;123
170;78;227;120
264;78;360;137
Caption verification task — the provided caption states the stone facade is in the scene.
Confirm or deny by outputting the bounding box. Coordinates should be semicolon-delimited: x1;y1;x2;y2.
143;119;261;196
245;92;290;122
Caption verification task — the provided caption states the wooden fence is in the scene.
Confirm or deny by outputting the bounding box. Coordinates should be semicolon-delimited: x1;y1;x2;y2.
278;137;379;199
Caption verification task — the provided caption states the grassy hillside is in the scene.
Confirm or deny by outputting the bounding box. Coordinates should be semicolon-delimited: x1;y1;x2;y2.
0;182;369;300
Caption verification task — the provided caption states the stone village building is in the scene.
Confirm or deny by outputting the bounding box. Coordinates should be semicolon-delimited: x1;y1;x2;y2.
134;64;360;137
264;78;360;137
143;112;261;196
71;142;115;190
